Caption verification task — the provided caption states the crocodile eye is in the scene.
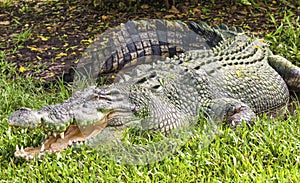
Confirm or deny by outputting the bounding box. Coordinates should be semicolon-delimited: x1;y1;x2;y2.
136;77;147;84
149;72;157;78
87;93;100;100
194;65;201;70
151;85;161;89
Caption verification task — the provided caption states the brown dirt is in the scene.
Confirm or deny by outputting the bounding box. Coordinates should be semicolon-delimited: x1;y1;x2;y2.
0;0;299;82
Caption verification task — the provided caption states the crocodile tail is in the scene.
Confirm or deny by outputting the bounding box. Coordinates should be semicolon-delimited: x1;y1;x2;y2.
188;21;225;47
74;19;212;88
212;23;244;33
212;23;245;40
188;21;245;47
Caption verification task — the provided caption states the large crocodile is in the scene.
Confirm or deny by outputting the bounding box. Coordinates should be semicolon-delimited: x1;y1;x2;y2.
8;20;300;160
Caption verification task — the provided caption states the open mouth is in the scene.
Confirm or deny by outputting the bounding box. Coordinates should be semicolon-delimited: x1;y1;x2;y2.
14;121;108;160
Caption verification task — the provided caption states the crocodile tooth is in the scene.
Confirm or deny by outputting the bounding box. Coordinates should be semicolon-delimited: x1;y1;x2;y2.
16;144;19;151
68;140;73;146
53;132;57;137
16;152;24;157
44;134;48;139
41;144;45;152
21;146;24;152
60;132;65;139
21;129;25;133
25;155;33;161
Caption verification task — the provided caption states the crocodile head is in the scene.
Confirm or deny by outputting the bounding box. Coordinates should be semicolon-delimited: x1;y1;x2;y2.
8;86;135;159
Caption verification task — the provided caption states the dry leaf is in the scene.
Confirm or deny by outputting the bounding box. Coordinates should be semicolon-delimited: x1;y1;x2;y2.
193;8;201;13
56;52;68;58
101;15;109;21
164;14;175;19
141;4;149;9
27;46;37;51
0;21;10;25
81;39;93;44
169;6;180;14
37;35;50;41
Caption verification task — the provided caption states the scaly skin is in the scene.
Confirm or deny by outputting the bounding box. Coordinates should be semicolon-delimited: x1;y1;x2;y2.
8;20;300;159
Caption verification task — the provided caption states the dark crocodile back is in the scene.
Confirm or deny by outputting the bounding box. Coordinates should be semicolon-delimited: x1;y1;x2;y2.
73;19;217;89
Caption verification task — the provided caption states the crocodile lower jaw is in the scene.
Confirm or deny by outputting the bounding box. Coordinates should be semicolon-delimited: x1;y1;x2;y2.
15;122;108;160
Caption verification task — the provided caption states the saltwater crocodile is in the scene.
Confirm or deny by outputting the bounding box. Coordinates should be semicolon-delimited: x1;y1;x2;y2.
8;20;300;160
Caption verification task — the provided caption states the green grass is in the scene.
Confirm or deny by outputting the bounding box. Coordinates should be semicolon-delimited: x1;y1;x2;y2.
12;27;33;49
0;8;300;183
0;0;14;8
266;11;300;65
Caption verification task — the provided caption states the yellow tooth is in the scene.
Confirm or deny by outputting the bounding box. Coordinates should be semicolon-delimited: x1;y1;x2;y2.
16;144;19;151
53;132;57;137
41;144;45;151
25;155;33;161
60;132;65;139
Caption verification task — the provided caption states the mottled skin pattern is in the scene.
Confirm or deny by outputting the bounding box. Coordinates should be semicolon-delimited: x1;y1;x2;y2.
8;20;300;159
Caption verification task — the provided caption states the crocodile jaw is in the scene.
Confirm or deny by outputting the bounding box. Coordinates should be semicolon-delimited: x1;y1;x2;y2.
13;118;108;160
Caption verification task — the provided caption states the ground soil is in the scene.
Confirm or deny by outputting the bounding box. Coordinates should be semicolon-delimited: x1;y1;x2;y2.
0;0;299;82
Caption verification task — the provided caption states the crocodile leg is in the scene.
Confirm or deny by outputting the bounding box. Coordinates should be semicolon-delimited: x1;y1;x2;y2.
268;55;300;92
208;98;256;128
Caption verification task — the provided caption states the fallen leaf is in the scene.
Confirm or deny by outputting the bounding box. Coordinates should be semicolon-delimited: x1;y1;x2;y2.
241;0;252;5
177;14;183;19
37;56;42;60
27;46;37;51
56;52;68;59
81;39;94;44
141;4;149;9
68;6;76;11
101;15;109;21
164;14;175;19
169;6;180;14
49;72;55;77
37;35;50;41
193;8;201;13
0;21;10;25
